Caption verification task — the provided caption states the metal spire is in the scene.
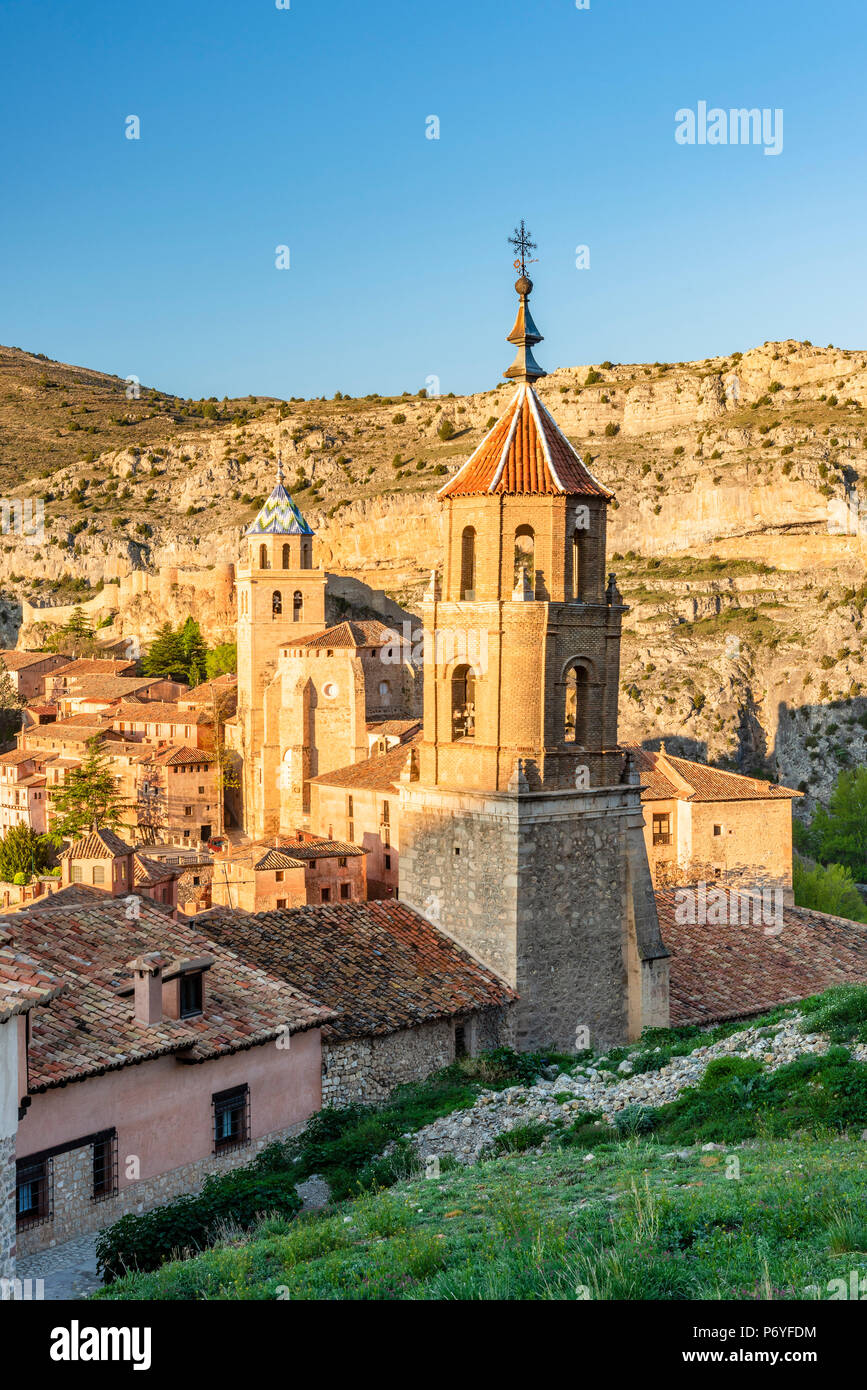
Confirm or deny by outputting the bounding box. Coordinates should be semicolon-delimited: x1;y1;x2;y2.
504;222;546;385
276;453;285;488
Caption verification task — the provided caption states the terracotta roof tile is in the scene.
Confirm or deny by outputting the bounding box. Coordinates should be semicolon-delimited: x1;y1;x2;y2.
284;620;399;652
0;945;66;1022
200;900;516;1040
657;889;867;1026
439;385;611;499
628;747;802;803
309;737;418;793
0;650;60;671
4;898;333;1090
60;829;134;860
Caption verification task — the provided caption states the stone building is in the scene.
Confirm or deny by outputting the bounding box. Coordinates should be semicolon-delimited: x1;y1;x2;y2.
201;900;516;1106
0;651;69;702
629;745;802;899
308;734;419;898
398;268;670;1052
0;750;48;834
0;947;64;1282
233;465;327;837
210;832;367;913
6;898;330;1254
134;744;219;849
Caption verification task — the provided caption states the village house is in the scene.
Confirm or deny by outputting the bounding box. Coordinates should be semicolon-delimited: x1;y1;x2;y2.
0;750;48;835
43;657;138;698
308;736;418;898
51;676;186;720
0;946;65;1281
133;745;219;848
628;745;802;899
201;899;516;1106
210;832;367;913
58;829;181;917
6;897;331;1254
0;651;69;701
109;701;215;751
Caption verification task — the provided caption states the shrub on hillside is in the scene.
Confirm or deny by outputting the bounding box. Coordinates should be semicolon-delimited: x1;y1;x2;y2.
96;1167;301;1283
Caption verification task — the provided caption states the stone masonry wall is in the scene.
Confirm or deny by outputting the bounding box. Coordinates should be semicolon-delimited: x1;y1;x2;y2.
15;1118;306;1258
321;1008;514;1107
400;782;668;1054
0;1134;14;1281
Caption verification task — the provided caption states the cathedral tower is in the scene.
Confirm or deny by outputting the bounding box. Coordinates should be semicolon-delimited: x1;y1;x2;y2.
399;240;669;1050
235;462;326;834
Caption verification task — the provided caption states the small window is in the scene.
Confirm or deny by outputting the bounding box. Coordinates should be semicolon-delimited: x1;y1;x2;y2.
92;1133;117;1202
71;864;83;883
16;1156;52;1230
384;853;392;871
713;824;723;837
652;813;671;847
213;1085;250;1155
180;972;203;1018
320;887;330;903
275;869;284;883
92;864;105;885
340;883;351;900
337;856;347;868
184;805;193;816
276;898;287;909
198;786;205;795
381;800;390;826
347;822;355;841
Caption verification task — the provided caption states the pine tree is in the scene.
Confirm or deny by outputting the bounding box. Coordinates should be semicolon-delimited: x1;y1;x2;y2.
180;617;208;687
142;622;188;682
0;824;51;882
49;735;133;843
0;660;25;744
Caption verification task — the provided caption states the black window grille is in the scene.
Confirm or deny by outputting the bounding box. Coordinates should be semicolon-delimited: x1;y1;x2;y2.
92;1131;118;1202
212;1084;250;1155
16;1156;53;1230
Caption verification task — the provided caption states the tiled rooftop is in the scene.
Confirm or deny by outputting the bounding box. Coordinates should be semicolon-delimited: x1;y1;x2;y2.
0;899;333;1091
629;746;802;803
285;620;398;652
309;737;418;793
439;384;611;498
200;900;516;1041
657;890;867;1026
0;946;65;1022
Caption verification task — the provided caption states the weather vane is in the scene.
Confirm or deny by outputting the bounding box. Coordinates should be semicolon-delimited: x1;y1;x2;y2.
508;219;538;276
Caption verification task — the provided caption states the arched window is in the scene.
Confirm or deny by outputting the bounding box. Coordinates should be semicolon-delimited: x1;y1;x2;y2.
272;590;283;617
460;526;476;600
451;665;476;741
282;543;290;569
293;590;303;622
301;539;312;570
564;665;589;744
514;525;535;591
572;529;583;601
259;543;270;570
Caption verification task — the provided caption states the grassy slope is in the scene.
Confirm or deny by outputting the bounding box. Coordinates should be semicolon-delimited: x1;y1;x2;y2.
95;987;867;1301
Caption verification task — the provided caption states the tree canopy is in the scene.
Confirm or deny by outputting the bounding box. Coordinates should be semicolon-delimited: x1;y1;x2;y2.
798;768;867;882
0;825;52;883
49;735;132;843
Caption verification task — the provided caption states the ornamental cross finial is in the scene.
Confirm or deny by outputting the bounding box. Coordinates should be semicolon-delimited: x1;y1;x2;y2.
508;219;538;276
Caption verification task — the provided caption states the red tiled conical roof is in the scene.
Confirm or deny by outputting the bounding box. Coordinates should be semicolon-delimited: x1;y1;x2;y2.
438;384;611;499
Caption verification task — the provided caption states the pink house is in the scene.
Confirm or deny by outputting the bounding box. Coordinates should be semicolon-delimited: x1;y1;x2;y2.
0;750;48;834
6;897;332;1254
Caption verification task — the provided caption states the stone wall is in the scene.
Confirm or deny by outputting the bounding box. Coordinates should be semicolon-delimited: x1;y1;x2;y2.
0;1134;14;1281
16;1118;306;1258
399;781;669;1053
321;1008;514;1107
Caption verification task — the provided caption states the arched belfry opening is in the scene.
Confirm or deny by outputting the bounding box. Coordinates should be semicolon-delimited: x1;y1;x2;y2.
259;543;270;570
451;665;476;741
293;590;303;622
272;590;283;617
564;663;590;745
514;525;535;591
282;543;290;569
571;528;583;601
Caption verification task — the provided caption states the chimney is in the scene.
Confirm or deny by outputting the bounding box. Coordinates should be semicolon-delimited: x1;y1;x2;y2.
128;953;164;1025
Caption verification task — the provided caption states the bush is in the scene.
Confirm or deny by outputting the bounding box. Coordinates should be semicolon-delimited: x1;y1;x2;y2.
96;1167;301;1282
585;369;603;385
612;1104;659;1136
437;419;455;441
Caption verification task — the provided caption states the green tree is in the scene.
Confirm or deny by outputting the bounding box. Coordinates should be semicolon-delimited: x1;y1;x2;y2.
180;617;208;688
806;768;867;880
0;825;52;883
49;735;133;842
205;643;237;679
142;622;188;682
0;661;25;744
793;855;867;922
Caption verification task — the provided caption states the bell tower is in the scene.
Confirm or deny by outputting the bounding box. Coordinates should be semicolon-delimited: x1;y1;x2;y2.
235;459;326;834
399;233;670;1050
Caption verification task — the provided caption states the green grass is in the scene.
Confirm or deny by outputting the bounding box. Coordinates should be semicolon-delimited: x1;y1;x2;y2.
94;1135;867;1301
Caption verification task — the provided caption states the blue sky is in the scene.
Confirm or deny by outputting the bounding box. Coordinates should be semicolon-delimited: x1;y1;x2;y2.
1;0;864;399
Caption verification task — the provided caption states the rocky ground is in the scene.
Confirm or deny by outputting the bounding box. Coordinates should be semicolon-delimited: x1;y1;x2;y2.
409;1016;859;1167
